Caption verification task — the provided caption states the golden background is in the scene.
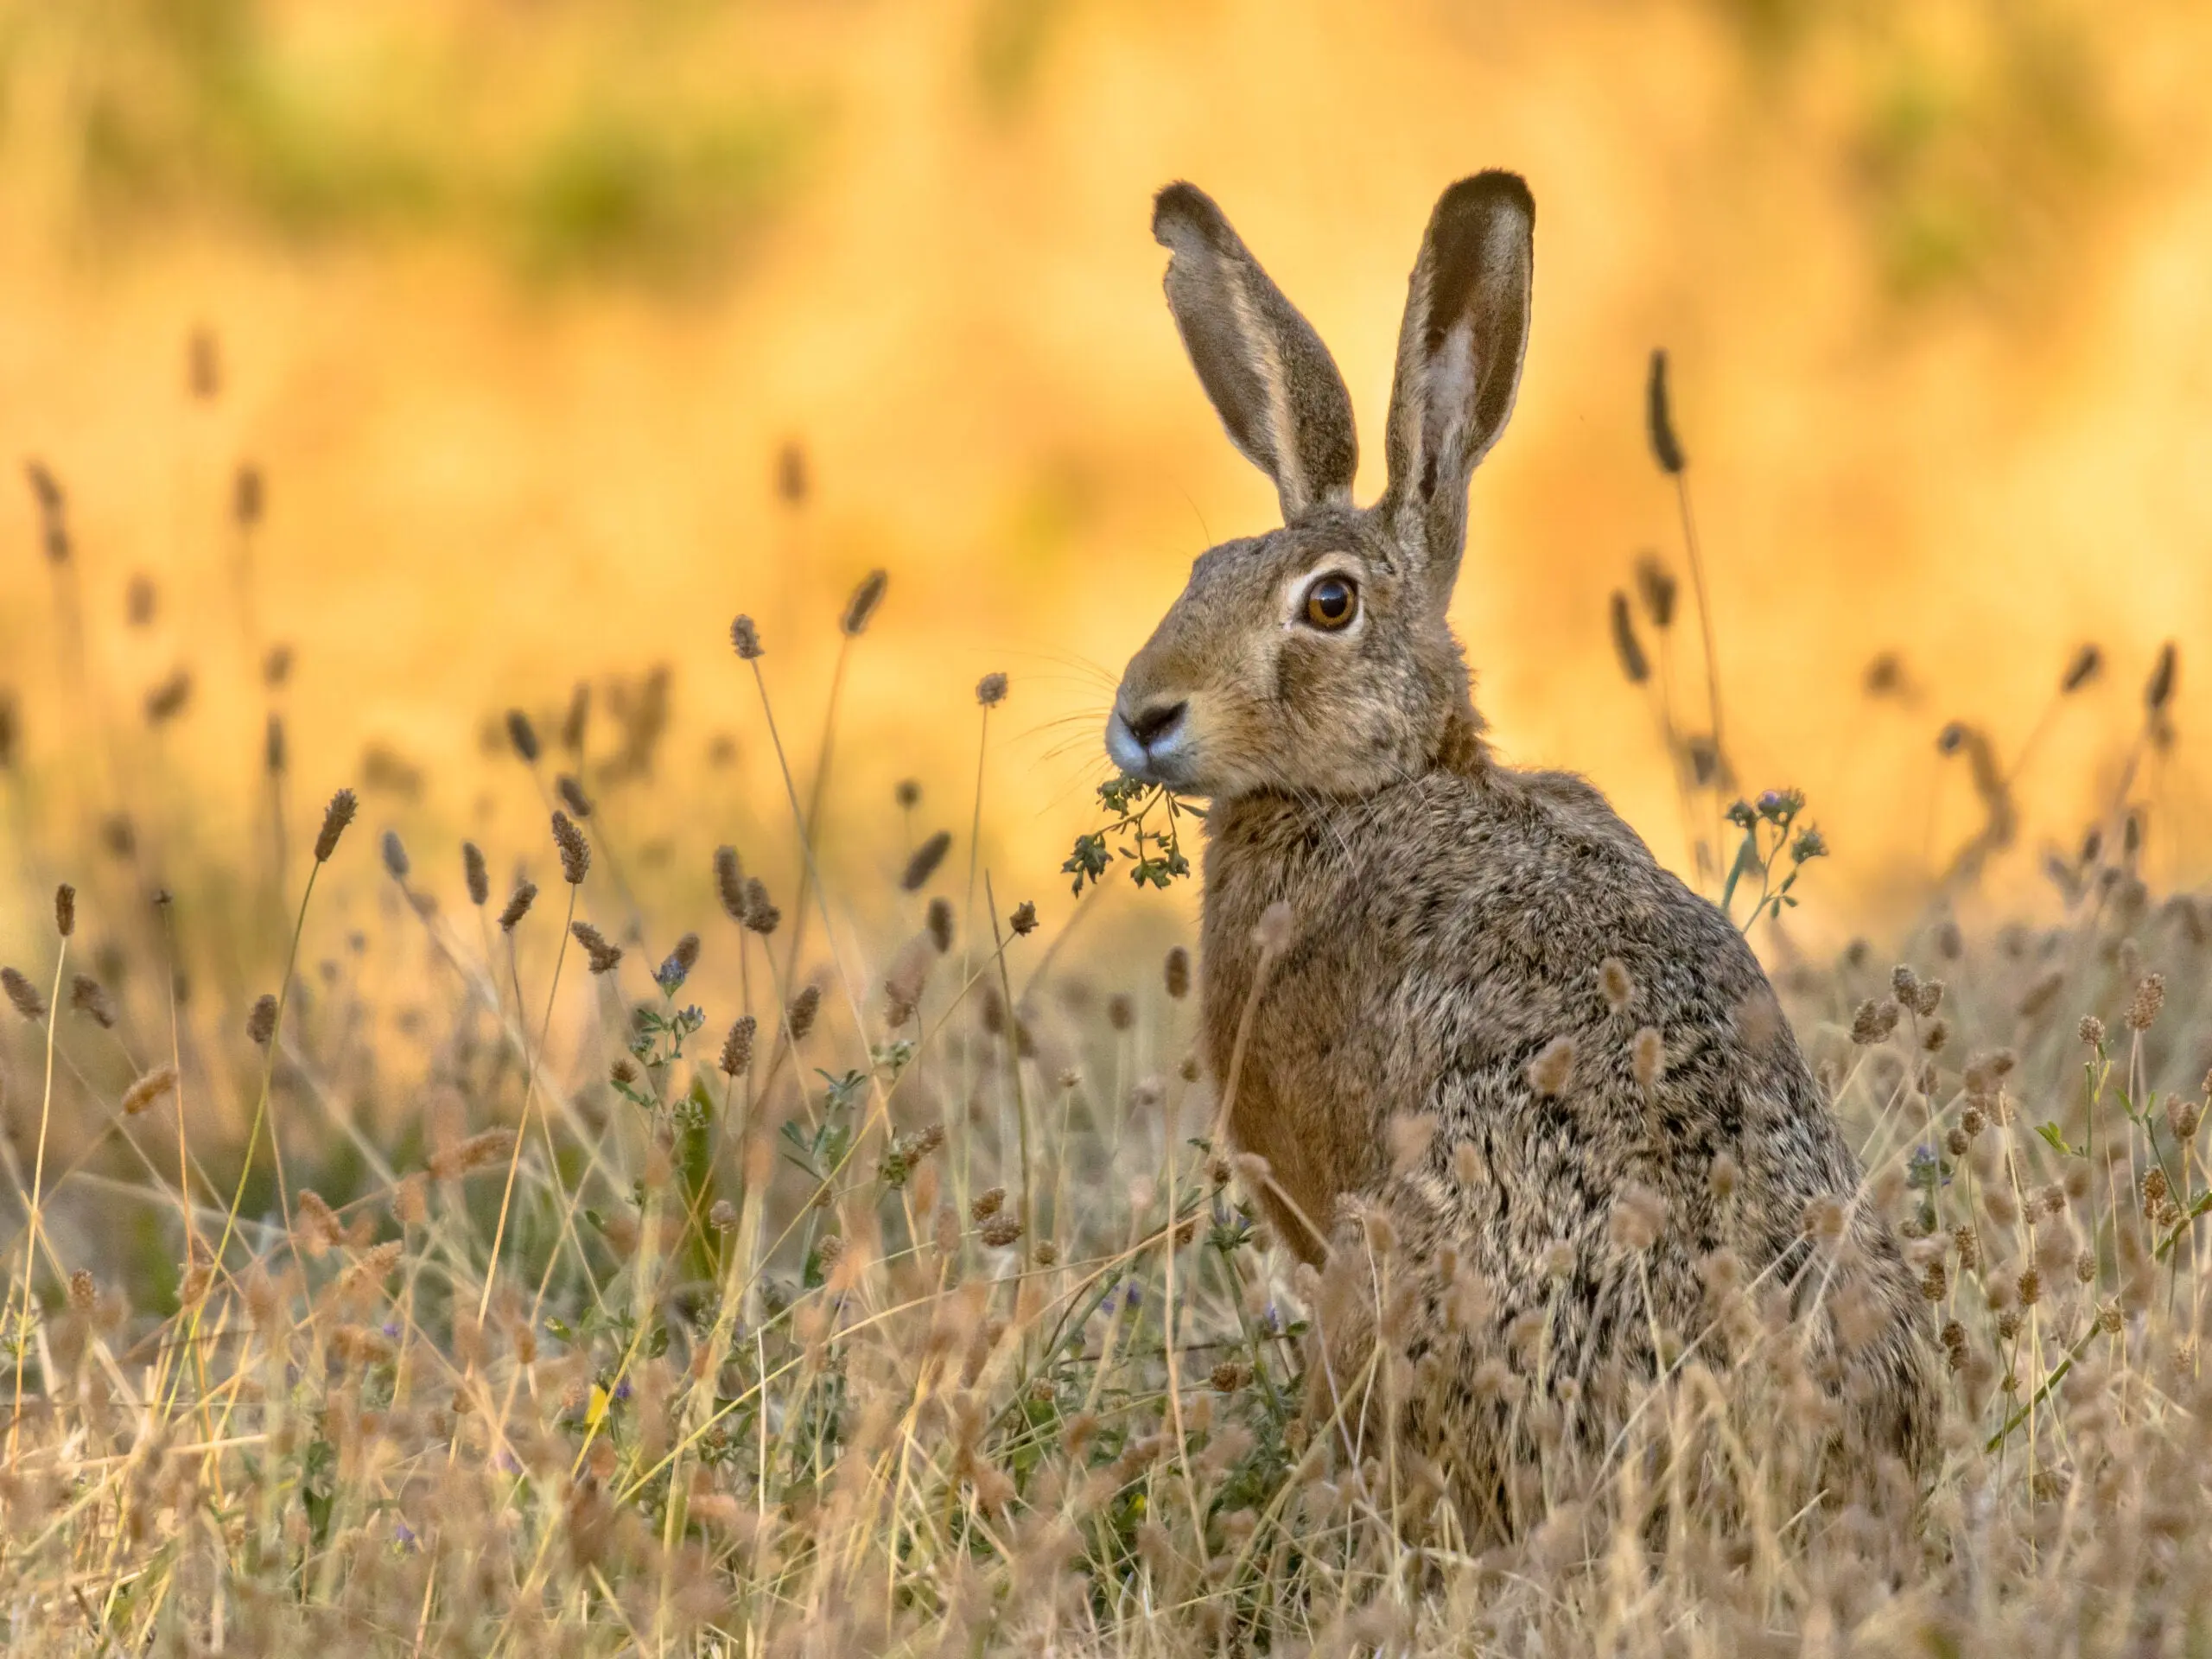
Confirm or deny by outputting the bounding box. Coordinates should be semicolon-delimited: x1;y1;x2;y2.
3;0;2209;944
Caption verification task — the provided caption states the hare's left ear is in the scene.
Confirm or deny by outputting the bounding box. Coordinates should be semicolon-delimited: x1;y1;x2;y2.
1380;172;1534;601
1154;182;1357;523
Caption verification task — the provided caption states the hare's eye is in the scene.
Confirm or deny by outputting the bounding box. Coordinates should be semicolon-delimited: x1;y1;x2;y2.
1303;575;1358;632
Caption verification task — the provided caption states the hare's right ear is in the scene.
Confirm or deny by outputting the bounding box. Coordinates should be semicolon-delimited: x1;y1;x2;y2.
1380;172;1534;602
1153;183;1357;523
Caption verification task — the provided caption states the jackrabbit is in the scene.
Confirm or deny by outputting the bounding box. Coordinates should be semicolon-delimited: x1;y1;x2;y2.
1109;173;1936;1533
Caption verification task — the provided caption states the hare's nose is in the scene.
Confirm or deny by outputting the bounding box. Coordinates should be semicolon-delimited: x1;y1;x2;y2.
1125;700;1187;750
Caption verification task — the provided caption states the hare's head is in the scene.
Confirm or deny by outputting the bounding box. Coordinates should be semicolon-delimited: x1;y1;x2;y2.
1108;174;1534;802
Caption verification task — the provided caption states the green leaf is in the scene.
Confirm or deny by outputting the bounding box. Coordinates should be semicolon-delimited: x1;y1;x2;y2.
2035;1122;2078;1158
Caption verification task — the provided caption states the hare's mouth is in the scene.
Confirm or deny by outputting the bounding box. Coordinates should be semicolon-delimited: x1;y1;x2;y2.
1106;699;1199;788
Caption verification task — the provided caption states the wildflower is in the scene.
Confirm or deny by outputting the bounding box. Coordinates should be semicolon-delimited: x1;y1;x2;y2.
122;1065;178;1116
718;1016;756;1078
1528;1035;1575;1097
902;831;951;892
505;710;541;764
54;883;73;938
314;789;358;862
570;923;621;975
1608;593;1649;683
551;810;590;885
2126;973;2165;1033
731;615;763;659
841;569;888;635
380;830;410;880
1645;348;1686;474
976;671;1008;707
498;880;537;932
246;994;278;1046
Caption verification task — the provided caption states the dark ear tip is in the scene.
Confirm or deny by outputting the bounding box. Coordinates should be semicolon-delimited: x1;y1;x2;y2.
1433;169;1535;231
1153;181;1233;251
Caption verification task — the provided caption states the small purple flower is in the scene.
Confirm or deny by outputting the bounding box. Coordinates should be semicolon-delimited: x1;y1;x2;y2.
382;1322;400;1340
394;1522;417;1548
613;1378;632;1402
1262;1302;1282;1334
494;1450;521;1474
1122;1280;1142;1310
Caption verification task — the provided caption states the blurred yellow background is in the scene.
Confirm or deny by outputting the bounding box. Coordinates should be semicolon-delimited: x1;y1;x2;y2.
3;0;2209;945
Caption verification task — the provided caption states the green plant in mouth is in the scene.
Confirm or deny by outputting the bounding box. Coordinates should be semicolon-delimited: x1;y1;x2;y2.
1065;773;1196;896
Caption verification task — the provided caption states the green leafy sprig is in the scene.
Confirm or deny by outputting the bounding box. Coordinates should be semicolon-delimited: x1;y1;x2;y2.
1064;773;1195;896
1720;788;1827;931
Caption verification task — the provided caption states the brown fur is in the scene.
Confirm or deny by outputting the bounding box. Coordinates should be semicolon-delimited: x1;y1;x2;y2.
1109;174;1936;1535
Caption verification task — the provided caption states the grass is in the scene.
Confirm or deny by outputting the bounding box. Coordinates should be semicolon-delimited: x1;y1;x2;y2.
2;490;2210;1656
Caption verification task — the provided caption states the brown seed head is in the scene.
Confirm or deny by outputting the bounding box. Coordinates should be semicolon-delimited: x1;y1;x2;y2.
121;1065;179;1117
1645;348;1685;474
67;1268;96;1315
54;883;74;938
505;709;541;764
314;789;358;863
429;1130;516;1181
895;779;921;809
902;831;951;892
786;984;821;1040
730;615;763;659
1801;1196;1847;1241
718;1015;756;1078
569;922;622;975
498;880;538;932
1608;1185;1667;1253
8;968;53;1021
1008;900;1039;937
840;569;888;636
715;846;747;920
2126;972;2165;1032
742;878;780;935
1598;957;1635;1013
1528;1035;1576;1097
462;842;489;906
380;830;410;881
2165;1095;2201;1142
264;712;287;777
2145;642;2177;715
2079;1014;2106;1050
671;932;702;976
69;975;115;1028
980;1212;1024;1249
976;671;1008;708
1608;593;1649;684
246;993;278;1046
1632;1026;1665;1090
927;896;955;954
550;810;590;885
2061;644;2102;693
1107;992;1135;1031
1634;554;1677;630
970;1186;1007;1222
1164;946;1191;1000
556;774;593;818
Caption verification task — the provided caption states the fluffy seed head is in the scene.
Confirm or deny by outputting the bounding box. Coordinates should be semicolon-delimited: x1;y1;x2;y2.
2079;1014;2106;1050
980;1212;1023;1249
122;1065;179;1116
551;810;590;885
54;883;73;938
2126;972;2165;1032
1598;957;1635;1013
1609;1185;1667;1253
901;831;951;892
1528;1035;1575;1097
314;789;358;863
1851;999;1901;1046
786;984;821;1041
971;1187;1007;1222
718;1015;756;1078
569;923;622;975
976;671;1008;708
3;968;48;1022
742;878;780;935
731;615;763;659
498;880;537;932
246;993;278;1046
462;842;489;906
714;846;747;920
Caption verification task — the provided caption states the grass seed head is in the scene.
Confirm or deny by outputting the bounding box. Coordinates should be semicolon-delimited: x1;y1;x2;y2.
841;569;888;635
2126;972;2166;1032
551;810;590;885
498;880;538;931
976;671;1008;708
787;983;821;1039
902;830;951;891
121;1065;178;1116
569;922;622;975
462;842;489;906
4;967;50;1021
1635;553;1677;629
1164;946;1191;1000
505;709;541;764
380;830;410;880
1645;347;1686;474
246;993;278;1046
556;774;593;817
314;788;358;862
69;975;114;1027
264;713;286;776
742;877;780;935
1609;592;1649;683
730;615;763;658
54;882;74;938
1529;1034;1575;1096
927;896;955;954
1009;899;1038;936
714;846;746;920
718;1015;756;1078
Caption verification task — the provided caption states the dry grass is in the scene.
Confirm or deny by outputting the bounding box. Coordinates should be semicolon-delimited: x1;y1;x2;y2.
1;562;2209;1658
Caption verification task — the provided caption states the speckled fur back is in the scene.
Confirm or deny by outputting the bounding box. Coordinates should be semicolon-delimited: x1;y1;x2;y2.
1109;173;1936;1537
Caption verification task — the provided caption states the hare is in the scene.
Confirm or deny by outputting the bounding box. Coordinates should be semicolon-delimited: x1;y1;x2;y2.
1108;173;1936;1533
